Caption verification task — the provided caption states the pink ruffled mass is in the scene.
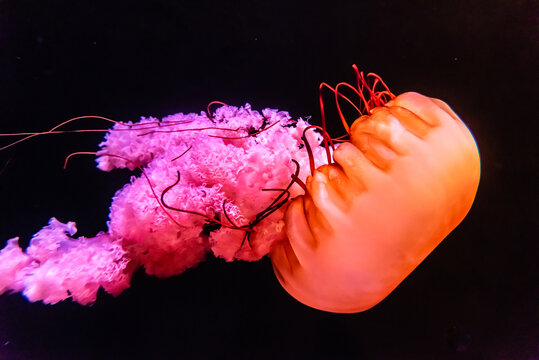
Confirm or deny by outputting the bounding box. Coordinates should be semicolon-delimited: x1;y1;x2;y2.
0;104;327;304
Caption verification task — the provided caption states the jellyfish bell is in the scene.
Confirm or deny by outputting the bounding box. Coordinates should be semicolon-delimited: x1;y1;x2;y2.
270;76;480;313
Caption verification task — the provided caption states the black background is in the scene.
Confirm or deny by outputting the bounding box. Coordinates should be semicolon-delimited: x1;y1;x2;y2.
0;1;537;359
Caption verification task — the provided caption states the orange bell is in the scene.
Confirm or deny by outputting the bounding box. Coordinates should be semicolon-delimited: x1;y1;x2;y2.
271;76;480;313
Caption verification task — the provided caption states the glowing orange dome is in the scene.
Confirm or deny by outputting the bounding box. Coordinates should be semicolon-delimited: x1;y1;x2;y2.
271;79;480;313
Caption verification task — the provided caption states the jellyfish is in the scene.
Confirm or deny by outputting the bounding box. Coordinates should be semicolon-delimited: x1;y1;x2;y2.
0;66;480;313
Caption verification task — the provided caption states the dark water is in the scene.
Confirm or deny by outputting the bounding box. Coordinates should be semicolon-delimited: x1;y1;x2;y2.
0;0;537;359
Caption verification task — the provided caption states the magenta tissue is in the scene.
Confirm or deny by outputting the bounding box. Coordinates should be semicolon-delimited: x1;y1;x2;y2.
0;104;327;305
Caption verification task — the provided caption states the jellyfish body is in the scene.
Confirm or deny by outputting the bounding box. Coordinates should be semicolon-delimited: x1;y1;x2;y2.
0;68;479;311
271;92;480;313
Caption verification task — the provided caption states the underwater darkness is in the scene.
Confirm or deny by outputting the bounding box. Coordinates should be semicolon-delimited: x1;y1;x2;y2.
0;0;537;359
